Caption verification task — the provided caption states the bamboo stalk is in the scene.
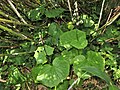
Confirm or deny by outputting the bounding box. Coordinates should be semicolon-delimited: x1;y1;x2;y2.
0;24;32;41
0;18;34;27
7;0;27;24
96;0;106;30
0;10;18;21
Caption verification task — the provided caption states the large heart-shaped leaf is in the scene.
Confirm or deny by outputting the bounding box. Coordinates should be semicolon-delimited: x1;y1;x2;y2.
36;56;70;87
46;23;63;45
73;55;90;79
48;23;63;37
87;51;105;71
60;30;88;49
73;51;105;79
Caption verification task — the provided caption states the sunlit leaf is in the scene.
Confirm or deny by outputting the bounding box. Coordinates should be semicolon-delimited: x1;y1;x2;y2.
87;51;105;71
60;29;88;49
73;55;90;79
34;47;47;64
36;56;70;87
44;45;54;55
47;22;63;45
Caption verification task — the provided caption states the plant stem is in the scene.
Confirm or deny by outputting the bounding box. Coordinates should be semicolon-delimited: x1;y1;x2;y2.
0;10;18;21
67;0;72;19
96;0;106;30
68;79;78;90
0;18;34;27
0;25;32;41
7;0;27;24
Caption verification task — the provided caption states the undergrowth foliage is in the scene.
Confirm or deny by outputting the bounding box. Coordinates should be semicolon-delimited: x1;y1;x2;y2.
0;0;120;89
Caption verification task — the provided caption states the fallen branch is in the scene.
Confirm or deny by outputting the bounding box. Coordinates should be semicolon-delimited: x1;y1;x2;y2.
0;78;6;83
7;0;27;24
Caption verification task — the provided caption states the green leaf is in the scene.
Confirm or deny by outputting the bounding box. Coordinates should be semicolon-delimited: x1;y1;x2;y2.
47;22;63;45
48;23;63;37
31;65;43;80
60;30;88;49
57;80;69;90
81;66;113;85
87;51;105;71
44;45;54;55
61;49;79;64
28;5;45;21
34;47;47;64
45;8;64;18
73;55;90;79
36;56;70;87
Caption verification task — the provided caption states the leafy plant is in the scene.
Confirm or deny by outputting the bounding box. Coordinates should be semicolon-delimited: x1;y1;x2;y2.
0;0;120;89
32;56;70;88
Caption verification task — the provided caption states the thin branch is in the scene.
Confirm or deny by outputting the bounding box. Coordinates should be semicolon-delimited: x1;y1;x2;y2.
0;18;34;27
101;9;113;34
96;0;106;30
6;0;27;24
67;0;72;19
68;79;78;90
0;78;6;83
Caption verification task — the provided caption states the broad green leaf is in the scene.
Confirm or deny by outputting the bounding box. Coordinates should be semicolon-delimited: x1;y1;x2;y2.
44;45;54;55
47;23;63;45
48;23;63;37
28;5;45;21
36;56;70;87
73;55;90;79
87;51;105;71
60;30;88;49
45;8;64;18
49;23;57;36
81;66;113;85
57;80;69;90
31;65;43;80
34;47;47;64
61;49;79;64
